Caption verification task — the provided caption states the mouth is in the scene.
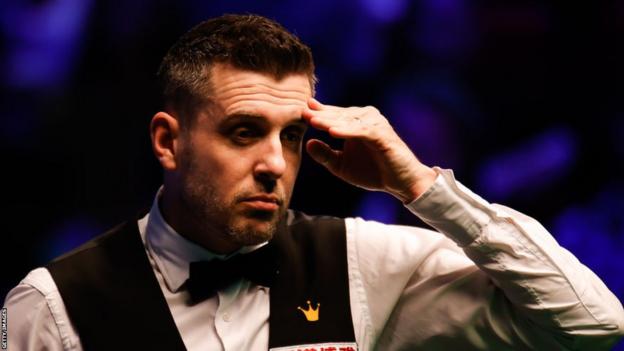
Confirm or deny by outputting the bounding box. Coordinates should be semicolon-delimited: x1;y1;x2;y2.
239;195;282;211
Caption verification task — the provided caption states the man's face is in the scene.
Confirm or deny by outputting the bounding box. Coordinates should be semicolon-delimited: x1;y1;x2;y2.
175;64;311;249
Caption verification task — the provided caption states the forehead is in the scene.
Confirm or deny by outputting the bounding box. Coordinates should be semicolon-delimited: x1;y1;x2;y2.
208;64;312;118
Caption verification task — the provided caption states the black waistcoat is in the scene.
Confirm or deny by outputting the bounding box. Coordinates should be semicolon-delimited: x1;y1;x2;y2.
47;210;356;350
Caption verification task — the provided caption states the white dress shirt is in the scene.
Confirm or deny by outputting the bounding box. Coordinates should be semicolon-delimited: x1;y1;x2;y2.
4;168;624;350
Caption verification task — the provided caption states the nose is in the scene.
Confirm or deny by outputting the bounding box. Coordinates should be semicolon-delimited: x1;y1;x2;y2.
254;134;286;182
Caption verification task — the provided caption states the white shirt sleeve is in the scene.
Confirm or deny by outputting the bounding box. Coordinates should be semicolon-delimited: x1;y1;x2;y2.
347;167;624;350
3;268;82;351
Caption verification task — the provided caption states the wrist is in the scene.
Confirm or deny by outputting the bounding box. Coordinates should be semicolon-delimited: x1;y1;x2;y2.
396;166;438;204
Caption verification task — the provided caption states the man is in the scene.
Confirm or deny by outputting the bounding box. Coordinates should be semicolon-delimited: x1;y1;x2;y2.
4;14;624;351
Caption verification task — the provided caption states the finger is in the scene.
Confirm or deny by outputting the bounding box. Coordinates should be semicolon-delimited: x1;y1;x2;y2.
301;105;330;123
302;106;341;123
327;125;368;139
306;114;351;132
303;107;360;125
301;107;317;122
306;139;342;172
304;113;372;142
308;97;324;111
308;98;348;112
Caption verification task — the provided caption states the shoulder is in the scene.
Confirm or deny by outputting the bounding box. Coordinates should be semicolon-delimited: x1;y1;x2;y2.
341;216;478;342
286;210;464;261
345;216;462;257
4;268;78;350
343;216;478;287
5;267;58;301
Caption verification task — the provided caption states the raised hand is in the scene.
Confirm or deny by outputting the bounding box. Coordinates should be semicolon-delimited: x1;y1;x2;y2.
302;98;437;203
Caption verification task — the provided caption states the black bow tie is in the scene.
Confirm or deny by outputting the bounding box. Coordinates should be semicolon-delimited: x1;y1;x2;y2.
185;242;279;302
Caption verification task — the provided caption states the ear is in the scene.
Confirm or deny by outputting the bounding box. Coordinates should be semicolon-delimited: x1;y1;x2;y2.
150;111;181;171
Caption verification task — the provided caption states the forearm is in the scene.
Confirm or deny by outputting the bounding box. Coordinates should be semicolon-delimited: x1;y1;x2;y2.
406;167;624;347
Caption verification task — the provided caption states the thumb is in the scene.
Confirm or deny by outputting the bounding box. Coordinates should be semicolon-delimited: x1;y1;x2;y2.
306;139;342;173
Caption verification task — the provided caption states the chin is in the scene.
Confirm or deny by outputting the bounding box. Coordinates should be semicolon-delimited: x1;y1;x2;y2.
227;213;279;246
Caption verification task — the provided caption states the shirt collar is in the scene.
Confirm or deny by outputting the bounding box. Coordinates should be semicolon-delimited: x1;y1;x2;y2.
143;187;266;293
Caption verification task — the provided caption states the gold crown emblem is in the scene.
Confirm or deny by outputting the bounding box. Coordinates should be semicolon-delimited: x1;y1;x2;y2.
297;300;320;322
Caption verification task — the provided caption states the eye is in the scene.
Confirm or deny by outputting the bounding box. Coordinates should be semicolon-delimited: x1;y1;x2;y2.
231;125;261;145
281;127;305;144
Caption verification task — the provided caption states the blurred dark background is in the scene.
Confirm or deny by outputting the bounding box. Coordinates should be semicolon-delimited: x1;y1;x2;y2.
2;0;622;347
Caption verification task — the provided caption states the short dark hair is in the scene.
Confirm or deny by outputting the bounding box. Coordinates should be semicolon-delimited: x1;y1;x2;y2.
157;14;316;128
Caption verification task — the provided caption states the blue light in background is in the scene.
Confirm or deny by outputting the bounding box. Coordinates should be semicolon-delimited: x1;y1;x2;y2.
313;66;346;103
359;0;408;24
383;89;461;168
41;216;102;261
414;0;476;61
340;20;384;75
355;191;399;223
552;184;624;301
477;127;577;201
1;0;93;90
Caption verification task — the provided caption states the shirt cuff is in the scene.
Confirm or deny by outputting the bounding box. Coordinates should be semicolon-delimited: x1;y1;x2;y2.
404;167;495;247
